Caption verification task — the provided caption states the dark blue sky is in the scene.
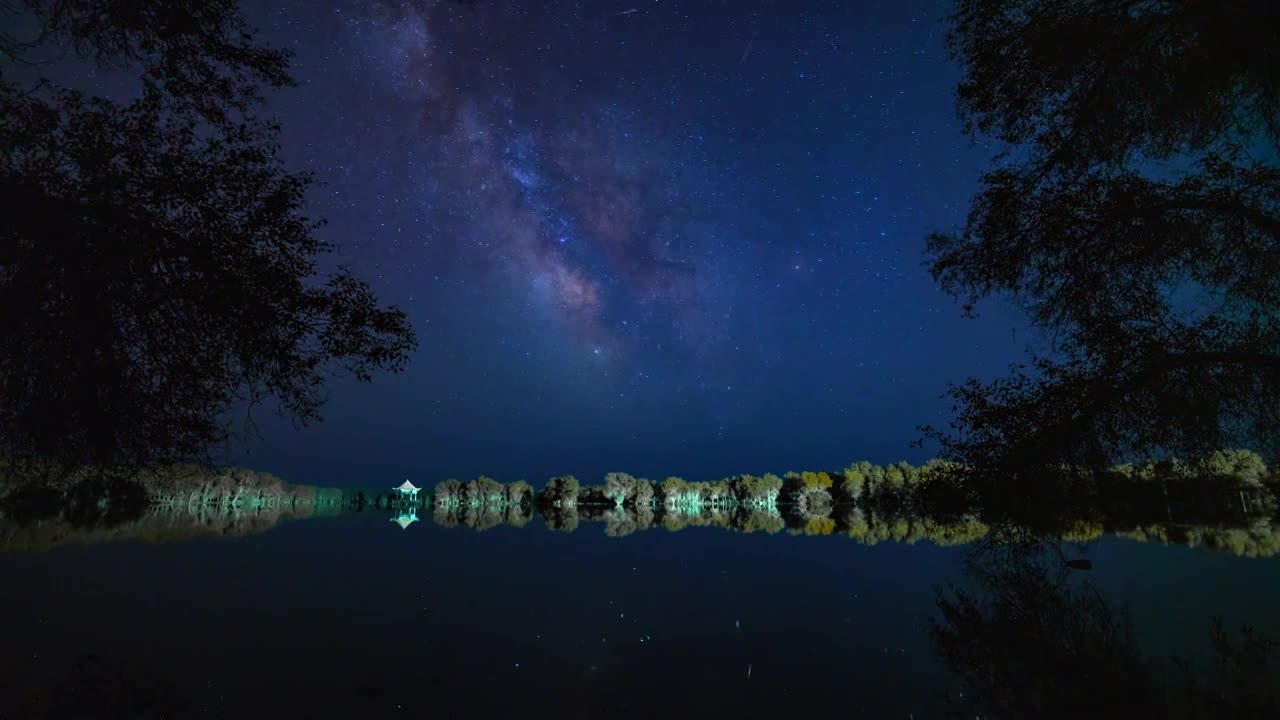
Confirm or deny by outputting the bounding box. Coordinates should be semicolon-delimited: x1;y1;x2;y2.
233;0;1032;487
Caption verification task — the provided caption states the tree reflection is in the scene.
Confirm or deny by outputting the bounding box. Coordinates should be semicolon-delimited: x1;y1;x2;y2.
3;459;1278;555
932;537;1280;718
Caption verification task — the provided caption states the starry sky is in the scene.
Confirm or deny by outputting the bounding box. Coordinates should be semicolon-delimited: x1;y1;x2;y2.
233;0;1032;486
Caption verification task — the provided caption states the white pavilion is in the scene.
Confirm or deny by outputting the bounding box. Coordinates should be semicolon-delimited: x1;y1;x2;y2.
393;480;420;499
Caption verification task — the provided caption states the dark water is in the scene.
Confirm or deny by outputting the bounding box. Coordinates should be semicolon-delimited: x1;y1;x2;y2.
1;511;1278;718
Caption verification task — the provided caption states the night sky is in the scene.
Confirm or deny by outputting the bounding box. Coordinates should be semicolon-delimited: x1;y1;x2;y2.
231;0;1031;487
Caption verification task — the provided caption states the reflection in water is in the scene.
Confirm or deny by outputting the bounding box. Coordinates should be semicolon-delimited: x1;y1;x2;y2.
430;476;535;530
0;465;348;552
0;468;1277;718
0;498;345;552
2;459;1279;556
2;490;1272;560
390;508;418;529
934;537;1280;717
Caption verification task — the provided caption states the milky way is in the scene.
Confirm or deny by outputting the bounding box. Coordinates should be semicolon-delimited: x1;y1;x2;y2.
247;0;1032;482
348;0;734;359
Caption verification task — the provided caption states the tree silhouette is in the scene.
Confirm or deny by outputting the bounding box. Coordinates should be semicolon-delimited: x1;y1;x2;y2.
0;1;415;472
923;0;1280;473
3;1;293;119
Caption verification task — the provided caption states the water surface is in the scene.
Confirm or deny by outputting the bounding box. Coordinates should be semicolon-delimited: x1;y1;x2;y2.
2;507;1277;717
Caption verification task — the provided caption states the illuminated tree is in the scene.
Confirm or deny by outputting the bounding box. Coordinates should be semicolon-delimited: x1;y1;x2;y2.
707;479;731;505
462;476;504;506
634;477;655;507
434;479;462;507
505;479;534;507
837;465;866;502
603;472;653;507
857;462;887;497
896;461;921;488
658;476;686;506
884;465;906;492
730;473;782;505
537;475;579;508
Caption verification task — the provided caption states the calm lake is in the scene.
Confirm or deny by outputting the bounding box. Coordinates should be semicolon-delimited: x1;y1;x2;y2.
2;503;1277;718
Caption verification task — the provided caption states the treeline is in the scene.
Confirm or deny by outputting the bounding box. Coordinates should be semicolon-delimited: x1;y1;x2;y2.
360;450;1279;555
7;483;1278;557
4;452;1278;556
411;489;1280;558
532;466;940;512
431;476;534;530
350;477;1280;558
0;461;345;528
333;450;1278;537
0;498;346;553
146;466;346;511
510;449;1278;520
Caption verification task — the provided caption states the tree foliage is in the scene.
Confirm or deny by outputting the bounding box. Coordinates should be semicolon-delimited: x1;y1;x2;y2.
434;479;463;506
505;480;534;508
602;471;653;508
925;0;1280;471
729;473;783;503
0;0;415;470
537;475;580;508
3;0;294;121
462;476;505;506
